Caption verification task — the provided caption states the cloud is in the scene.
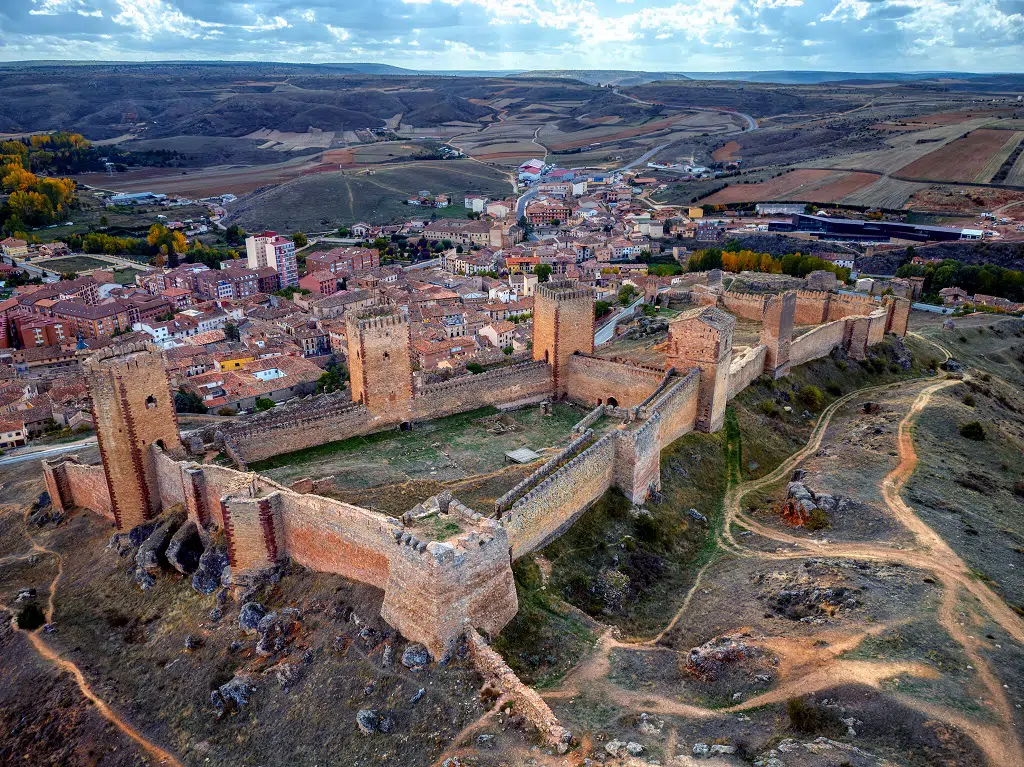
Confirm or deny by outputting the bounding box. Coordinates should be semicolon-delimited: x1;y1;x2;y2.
0;0;1020;72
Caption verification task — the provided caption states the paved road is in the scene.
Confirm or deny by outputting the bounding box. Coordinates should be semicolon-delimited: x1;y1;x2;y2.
0;439;99;467
515;185;538;221
595;296;645;345
613;88;758;133
617;143;671;172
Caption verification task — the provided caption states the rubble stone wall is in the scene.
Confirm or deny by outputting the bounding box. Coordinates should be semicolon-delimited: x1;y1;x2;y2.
790;319;849;366
562;354;664;408
467;628;571;748
728;345;769;399
645;370;700;448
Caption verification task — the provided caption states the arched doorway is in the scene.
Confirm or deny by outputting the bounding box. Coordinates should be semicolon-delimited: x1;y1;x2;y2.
606;397;619;408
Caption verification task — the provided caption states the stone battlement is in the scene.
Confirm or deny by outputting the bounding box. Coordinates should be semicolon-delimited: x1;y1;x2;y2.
536;280;593;302
81;340;159;370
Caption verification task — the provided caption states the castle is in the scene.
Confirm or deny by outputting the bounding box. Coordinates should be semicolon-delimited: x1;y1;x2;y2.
43;281;910;657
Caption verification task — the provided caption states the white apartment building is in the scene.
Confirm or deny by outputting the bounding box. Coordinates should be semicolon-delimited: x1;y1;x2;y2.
245;230;299;288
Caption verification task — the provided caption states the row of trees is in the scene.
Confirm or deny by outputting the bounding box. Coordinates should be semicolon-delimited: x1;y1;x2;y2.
896;259;1024;302
687;247;851;283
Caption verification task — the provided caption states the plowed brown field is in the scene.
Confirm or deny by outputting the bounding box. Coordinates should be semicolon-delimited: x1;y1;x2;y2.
898;129;1020;183
703;169;877;205
712;140;743;161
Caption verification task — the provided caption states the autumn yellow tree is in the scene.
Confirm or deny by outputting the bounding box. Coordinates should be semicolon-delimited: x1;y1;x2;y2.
148;224;188;267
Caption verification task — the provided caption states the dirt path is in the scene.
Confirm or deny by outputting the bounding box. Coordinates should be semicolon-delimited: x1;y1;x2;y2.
0;506;184;766
540;365;1023;766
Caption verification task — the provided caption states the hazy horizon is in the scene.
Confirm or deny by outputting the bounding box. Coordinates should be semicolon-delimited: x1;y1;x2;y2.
2;1;1023;73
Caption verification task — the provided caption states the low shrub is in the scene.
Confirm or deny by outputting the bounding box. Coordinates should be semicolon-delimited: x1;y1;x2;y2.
798;385;824;411
959;421;986;441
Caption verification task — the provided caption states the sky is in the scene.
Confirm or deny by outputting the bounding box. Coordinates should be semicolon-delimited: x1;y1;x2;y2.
1;0;1023;73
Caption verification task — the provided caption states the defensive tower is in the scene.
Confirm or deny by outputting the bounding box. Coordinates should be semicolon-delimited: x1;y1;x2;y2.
760;290;796;379
346;309;414;418
533;280;595;397
665;306;735;433
84;342;184;530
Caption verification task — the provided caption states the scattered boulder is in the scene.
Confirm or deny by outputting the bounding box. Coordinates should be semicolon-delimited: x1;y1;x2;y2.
942;358;965;373
268;661;302;692
211;675;255;718
685;634;758;681
356;709;380;735
626;742;644;756
401;643;431;670
166;521;203;574
192;546;229;595
184;634;203;651
238;602;266;633
688;508;708;524
133;509;186;589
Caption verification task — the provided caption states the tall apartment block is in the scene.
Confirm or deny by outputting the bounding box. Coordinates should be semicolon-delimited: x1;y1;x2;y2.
245;230;299;288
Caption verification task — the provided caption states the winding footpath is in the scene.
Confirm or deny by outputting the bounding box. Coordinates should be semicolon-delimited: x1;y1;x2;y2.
539;357;1023;766
0;505;183;766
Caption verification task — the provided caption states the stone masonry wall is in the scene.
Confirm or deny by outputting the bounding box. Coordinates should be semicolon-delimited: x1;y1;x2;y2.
793;290;831;325
562;354;665;408
347;311;415;418
721;291;768;321
43;456;113;521
467;628;571;749
504;432;617;559
728;345;769;399
644;370;699;448
412;361;553;421
790;319;848;366
533;282;594;397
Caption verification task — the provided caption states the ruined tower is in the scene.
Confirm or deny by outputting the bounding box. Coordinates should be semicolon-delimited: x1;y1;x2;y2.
346;309;414;419
533;280;595;397
85;342;185;530
760;290;796;379
665;306;735;433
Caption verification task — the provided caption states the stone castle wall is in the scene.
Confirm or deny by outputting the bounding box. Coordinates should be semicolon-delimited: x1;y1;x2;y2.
48;284;913;658
790;319;849;366
793;290;832;325
728;345;769;400
44;456;113;521
504;432;617;559
562;353;665;408
412;361;552;420
721;291;768;322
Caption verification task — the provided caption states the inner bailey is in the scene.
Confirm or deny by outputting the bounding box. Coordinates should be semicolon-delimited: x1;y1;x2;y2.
46;284;910;656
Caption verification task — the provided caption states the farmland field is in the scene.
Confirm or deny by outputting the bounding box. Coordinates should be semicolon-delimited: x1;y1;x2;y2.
807;118;995;174
840;176;927;209
1006;150;1024;186
224;160;512;231
898;129;1024;183
701;169;877;205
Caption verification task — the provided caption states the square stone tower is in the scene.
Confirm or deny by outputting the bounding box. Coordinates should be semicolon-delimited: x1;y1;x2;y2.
84;342;185;530
760;290;796;379
665;306;735;433
346;309;414;419
533;280;595;397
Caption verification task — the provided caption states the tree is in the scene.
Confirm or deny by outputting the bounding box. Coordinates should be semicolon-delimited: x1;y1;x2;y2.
466;362;485;374
147;224;187;268
618;284;639;306
225;224;246;246
292;232;308;248
534;263;552;283
254;397;276;412
337;226;350;237
174;388;207;414
223;321;240;342
595;300;612;319
316;361;348;394
60;271;77;281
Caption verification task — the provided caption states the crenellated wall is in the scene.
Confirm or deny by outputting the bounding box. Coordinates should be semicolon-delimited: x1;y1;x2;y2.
49;283;913;659
562;353;665;408
412;361;552;420
504;432;617;559
720;290;768;321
